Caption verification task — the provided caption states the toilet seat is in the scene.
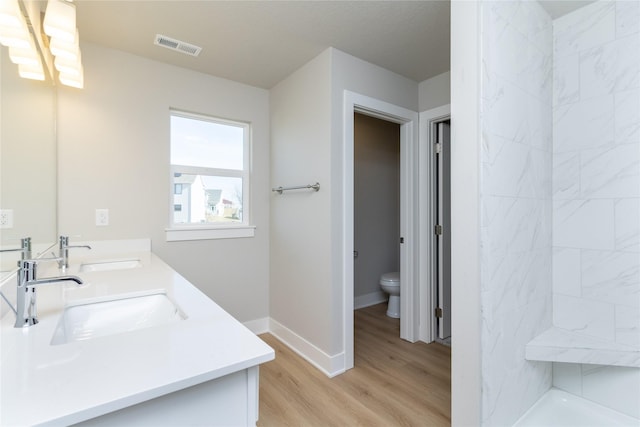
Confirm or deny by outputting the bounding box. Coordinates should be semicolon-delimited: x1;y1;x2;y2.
380;272;400;286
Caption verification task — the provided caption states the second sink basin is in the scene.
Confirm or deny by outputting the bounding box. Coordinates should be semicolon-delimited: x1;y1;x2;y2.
51;292;185;345
79;259;142;273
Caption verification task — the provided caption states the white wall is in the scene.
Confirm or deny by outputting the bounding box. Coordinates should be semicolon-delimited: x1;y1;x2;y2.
479;1;554;424
269;49;334;354
450;1;482;425
56;42;271;323
480;1;553;425
330;49;418;357
419;71;451;112
550;1;640;418
452;1;555;425
454;1;639;425
354;113;400;304
552;0;640;351
269;47;417;372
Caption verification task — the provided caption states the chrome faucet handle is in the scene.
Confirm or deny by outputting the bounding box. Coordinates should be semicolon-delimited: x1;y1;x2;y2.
18;256;63;266
20;237;30;248
19;237;31;258
0;237;32;260
0;246;28;253
59;236;92;250
58;235;91;246
17;257;64;283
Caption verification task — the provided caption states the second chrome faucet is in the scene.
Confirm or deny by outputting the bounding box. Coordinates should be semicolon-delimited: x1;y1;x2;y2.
58;236;91;270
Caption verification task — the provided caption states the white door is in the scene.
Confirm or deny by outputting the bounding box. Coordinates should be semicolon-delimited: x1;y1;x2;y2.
436;120;451;340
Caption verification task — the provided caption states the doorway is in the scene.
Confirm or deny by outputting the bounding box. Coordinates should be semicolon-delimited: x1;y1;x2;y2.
434;119;451;343
343;91;420;371
353;113;401;314
418;105;451;344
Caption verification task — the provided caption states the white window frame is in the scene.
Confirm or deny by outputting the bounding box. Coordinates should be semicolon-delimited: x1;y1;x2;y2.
165;110;255;242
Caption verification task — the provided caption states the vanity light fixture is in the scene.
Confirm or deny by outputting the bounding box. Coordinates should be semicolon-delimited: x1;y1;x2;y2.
18;60;45;80
9;37;39;65
49;27;78;59
0;0;22;27
0;14;28;47
0;0;44;79
0;0;83;88
43;0;75;41
43;0;83;88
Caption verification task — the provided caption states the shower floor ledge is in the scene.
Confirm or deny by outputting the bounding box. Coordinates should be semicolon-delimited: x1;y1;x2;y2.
526;327;640;368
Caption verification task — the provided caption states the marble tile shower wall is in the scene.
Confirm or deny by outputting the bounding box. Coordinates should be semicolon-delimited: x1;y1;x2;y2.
552;1;640;349
480;1;553;425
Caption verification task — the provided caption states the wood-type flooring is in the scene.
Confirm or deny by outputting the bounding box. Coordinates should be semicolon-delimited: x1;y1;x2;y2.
257;303;451;426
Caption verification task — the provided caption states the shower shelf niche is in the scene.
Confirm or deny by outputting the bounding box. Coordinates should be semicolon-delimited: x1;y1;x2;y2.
525;327;640;368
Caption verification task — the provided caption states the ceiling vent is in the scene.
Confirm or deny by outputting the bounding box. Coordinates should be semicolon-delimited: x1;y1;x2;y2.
154;34;202;57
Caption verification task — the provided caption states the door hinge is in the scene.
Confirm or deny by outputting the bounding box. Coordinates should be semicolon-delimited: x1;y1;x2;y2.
434;224;443;235
400;237;404;244
435;307;443;318
435;143;442;154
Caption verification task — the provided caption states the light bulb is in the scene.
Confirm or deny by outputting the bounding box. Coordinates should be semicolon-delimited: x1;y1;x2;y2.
43;0;75;42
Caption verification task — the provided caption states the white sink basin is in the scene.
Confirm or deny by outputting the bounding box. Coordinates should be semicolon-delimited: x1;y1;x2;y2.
79;259;141;273
51;292;185;345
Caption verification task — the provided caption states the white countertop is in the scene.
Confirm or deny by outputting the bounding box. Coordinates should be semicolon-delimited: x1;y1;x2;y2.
0;239;274;426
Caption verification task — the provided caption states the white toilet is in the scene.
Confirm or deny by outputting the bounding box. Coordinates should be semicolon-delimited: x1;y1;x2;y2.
379;272;400;318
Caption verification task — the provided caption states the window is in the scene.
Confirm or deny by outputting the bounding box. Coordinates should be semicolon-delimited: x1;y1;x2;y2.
167;110;254;241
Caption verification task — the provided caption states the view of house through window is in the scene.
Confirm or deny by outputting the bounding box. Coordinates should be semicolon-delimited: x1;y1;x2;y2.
170;111;249;226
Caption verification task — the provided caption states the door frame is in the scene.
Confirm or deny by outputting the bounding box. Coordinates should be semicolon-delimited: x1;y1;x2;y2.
343;91;419;370
418;104;451;344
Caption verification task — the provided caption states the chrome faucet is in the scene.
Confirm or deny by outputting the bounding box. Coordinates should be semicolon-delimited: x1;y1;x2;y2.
15;258;83;328
58;236;91;269
0;237;32;260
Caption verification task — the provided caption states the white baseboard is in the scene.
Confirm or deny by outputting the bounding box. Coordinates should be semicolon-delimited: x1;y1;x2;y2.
269;318;345;378
243;317;270;335
242;317;347;378
354;290;387;310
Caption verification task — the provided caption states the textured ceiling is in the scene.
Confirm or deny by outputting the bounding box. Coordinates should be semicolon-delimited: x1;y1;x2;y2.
75;1;595;90
76;1;451;89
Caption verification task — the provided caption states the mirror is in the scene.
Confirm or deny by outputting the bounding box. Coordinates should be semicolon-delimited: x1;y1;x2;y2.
0;49;57;279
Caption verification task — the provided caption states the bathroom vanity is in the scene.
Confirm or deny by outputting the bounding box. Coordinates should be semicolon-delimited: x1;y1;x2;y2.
0;239;274;426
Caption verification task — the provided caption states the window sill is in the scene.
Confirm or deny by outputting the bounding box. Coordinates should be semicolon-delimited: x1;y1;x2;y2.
165;225;255;242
